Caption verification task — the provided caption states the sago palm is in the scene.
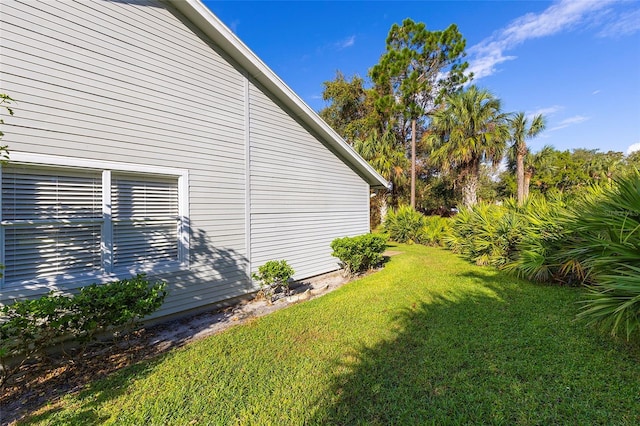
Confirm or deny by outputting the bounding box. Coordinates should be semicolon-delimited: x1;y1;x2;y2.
426;86;510;208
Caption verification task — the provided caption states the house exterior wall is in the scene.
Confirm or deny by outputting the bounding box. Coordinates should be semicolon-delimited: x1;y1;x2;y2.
248;83;370;279
0;0;371;319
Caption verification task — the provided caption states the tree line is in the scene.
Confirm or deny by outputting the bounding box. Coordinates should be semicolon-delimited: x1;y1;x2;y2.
319;19;639;223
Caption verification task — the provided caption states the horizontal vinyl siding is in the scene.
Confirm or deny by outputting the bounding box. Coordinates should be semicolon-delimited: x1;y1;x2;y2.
249;83;370;279
0;0;254;317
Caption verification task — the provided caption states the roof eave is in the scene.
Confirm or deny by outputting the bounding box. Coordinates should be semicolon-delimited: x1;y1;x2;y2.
171;0;390;190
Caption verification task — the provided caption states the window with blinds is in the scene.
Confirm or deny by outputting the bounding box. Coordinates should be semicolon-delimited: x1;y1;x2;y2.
1;162;186;288
112;174;179;268
1;166;103;283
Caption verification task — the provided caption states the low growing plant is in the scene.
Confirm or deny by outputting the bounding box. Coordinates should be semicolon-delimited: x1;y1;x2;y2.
573;173;640;340
0;274;166;384
383;205;425;244
71;274;167;344
330;234;387;276
420;215;451;247
252;260;295;302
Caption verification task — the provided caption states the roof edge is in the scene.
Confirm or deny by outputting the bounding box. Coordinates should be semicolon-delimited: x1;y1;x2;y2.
170;0;390;190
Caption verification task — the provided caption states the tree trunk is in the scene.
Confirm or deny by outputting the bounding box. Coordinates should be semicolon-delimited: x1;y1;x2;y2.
410;118;416;208
516;151;525;205
523;171;532;200
380;192;388;223
462;172;479;208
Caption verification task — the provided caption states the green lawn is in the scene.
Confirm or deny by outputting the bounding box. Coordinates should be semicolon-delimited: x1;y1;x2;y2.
22;245;640;425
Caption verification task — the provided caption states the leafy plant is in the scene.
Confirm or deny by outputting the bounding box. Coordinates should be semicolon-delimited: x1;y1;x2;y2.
383;205;426;244
0;93;13;165
252;260;295;302
330;234;387;276
71;274;167;343
420;215;451;247
573;173;640;339
0;292;75;383
0;274;166;384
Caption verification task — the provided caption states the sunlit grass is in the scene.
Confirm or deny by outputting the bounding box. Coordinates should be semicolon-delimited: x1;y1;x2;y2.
22;245;640;425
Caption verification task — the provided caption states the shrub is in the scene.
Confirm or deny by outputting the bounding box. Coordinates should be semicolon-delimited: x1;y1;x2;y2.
330;234;387;276
0;274;166;384
0;292;76;382
420;216;451;247
252;260;295;301
71;274;167;343
445;203;519;267
383;205;426;244
572;173;640;339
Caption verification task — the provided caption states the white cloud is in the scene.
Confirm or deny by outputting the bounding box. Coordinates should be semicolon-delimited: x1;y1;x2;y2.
335;35;356;50
468;0;616;80
592;90;601;95
526;105;564;120
626;142;640;155
598;8;640;37
548;114;590;131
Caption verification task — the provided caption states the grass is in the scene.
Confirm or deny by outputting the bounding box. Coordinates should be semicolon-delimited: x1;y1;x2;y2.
20;245;640;425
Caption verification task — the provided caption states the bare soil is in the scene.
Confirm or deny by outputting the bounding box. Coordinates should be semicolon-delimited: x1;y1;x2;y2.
0;270;351;425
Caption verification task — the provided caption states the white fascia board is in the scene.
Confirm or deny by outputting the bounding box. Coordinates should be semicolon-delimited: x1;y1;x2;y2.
171;0;390;190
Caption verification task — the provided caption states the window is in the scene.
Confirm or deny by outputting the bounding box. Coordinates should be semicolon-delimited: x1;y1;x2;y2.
0;154;189;288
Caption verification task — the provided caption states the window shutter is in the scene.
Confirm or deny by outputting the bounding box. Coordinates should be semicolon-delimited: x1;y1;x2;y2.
1;166;102;283
111;174;179;268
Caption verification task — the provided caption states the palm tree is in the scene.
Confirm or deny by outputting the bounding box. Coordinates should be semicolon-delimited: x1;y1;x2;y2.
354;129;409;217
509;112;546;205
426;86;510;208
523;145;555;198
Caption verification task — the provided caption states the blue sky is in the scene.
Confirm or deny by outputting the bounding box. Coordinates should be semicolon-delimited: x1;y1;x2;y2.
204;0;640;155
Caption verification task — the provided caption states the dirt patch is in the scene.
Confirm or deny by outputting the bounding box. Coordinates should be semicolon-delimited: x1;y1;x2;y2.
383;250;403;257
1;270;351;425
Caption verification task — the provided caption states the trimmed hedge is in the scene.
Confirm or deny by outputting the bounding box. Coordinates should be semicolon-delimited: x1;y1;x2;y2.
0;274;166;384
331;234;387;276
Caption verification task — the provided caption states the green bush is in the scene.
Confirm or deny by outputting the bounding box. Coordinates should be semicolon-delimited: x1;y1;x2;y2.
445;203;522;267
252;260;295;301
71;274;167;343
572;173;640;339
330;234;387;276
503;195;580;284
420;216;451;247
0;274;166;384
383;205;426;244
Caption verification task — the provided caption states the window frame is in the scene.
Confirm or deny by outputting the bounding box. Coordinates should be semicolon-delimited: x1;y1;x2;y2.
0;152;189;290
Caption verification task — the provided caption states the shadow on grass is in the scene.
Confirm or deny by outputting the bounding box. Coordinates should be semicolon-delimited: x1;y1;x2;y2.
18;356;165;425
311;269;640;425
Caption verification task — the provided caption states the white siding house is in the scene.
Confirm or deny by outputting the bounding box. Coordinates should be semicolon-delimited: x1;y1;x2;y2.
0;0;388;319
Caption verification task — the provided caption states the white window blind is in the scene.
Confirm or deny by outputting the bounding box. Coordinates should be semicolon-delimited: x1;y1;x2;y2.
112;174;179;268
1;166;103;283
1;157;188;288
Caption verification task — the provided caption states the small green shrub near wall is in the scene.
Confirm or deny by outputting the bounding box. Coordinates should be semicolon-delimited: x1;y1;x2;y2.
331;234;387;276
0;274;166;384
252;260;295;302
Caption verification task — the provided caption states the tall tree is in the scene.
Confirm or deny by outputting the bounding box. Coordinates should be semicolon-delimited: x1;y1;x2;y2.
426;86;510;207
319;72;378;144
508;112;546;204
370;18;469;208
523;145;555;199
